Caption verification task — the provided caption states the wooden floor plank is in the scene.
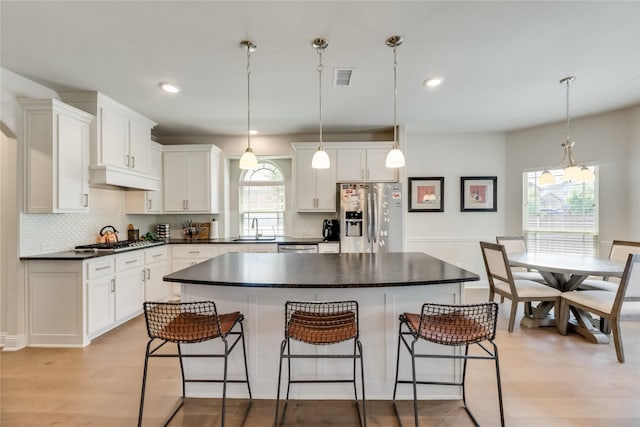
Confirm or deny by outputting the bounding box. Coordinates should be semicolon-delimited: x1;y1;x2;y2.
2;289;639;426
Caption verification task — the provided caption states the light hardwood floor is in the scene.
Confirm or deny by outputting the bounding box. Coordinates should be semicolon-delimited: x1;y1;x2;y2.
2;289;639;426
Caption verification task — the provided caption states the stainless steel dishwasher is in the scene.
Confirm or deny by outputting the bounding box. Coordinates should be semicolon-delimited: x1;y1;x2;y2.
277;244;319;253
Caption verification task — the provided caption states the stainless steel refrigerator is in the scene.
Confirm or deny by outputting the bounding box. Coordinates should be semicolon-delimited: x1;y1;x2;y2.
337;182;403;253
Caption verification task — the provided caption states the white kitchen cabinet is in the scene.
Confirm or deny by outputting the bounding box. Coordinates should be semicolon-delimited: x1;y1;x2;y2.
18;98;93;213
291;143;337;212
336;145;397;182
163;144;221;213
114;252;144;322
125;141;163;214
87;258;115;337
59;91;159;190
143;246;170;301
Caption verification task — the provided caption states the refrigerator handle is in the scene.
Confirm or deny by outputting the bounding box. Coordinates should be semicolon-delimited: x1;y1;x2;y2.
372;190;378;244
367;192;372;244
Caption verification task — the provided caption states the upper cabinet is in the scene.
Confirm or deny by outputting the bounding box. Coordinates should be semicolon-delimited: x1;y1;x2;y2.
163;144;221;213
291;143;337;212
336;143;397;182
59;91;159;190
125;141;163;214
19;98;93;213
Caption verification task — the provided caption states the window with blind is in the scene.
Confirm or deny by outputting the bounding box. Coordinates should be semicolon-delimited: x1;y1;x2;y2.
523;167;599;255
239;161;286;236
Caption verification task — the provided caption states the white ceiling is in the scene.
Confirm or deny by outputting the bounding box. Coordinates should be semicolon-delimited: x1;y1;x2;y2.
2;1;639;138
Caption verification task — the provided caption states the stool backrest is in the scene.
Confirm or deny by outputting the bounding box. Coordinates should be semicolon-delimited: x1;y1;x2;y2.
284;300;359;345
143;301;221;343
417;302;499;346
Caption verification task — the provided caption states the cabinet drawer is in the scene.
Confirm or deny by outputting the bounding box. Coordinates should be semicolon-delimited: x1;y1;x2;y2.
144;246;168;264
86;258;114;280
172;245;215;259
115;253;144;273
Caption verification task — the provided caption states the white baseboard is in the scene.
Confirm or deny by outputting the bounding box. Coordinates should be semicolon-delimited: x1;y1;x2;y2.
0;333;27;351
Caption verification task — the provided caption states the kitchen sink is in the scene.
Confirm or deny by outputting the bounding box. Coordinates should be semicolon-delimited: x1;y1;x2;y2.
232;236;277;241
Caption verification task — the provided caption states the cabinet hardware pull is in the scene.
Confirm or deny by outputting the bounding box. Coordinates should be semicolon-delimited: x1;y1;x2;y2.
125;154;130;167
152;253;162;258
131;156;135;168
366;169;370;180
146;268;151;280
110;278;115;293
185;200;189;210
148;199;152;210
83;193;89;207
95;265;110;271
188;251;200;254
125;259;137;264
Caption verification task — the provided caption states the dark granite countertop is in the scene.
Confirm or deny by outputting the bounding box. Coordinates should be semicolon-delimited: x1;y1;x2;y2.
163;252;479;288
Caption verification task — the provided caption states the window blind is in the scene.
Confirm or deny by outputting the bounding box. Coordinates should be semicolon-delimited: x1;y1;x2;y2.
523;168;599;256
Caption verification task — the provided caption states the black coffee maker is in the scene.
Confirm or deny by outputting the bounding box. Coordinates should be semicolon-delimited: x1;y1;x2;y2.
322;219;340;241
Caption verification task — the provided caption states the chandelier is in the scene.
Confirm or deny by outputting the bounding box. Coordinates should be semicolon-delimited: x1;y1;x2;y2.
539;76;594;184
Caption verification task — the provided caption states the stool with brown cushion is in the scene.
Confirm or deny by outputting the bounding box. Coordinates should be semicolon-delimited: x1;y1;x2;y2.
392;302;504;427
274;300;366;427
138;301;251;427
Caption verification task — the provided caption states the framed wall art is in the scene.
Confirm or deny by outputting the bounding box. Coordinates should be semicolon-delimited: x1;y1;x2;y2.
408;177;444;212
460;176;497;212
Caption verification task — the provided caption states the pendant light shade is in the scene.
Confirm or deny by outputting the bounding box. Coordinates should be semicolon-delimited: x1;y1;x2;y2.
540;76;594;184
312;38;330;169
385;35;405;168
239;40;258;170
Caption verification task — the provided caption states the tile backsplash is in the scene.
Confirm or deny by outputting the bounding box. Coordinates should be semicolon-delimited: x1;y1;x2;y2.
20;186;329;256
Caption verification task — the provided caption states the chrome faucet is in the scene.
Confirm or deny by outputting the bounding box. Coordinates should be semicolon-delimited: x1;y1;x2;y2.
251;218;261;238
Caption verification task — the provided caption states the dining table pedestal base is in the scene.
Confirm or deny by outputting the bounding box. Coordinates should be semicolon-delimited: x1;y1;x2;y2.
567;307;610;344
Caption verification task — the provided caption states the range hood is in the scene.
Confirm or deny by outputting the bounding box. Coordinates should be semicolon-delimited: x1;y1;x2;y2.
89;166;160;191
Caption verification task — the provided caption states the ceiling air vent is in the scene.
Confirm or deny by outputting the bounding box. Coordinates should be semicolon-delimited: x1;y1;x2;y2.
333;68;353;87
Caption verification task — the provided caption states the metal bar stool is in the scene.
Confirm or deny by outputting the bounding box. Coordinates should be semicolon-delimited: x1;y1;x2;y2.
138;301;252;427
274;300;366;427
392;302;504;427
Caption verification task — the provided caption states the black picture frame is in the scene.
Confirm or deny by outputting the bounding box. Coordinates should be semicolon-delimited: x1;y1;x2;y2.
408;177;445;212
460;176;497;212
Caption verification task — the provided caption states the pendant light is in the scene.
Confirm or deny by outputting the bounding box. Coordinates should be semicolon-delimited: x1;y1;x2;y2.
239;40;259;170
385;35;405;168
539;76;595;184
311;38;330;169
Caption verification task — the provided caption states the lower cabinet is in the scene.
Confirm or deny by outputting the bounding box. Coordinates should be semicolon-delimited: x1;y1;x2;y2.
114;252;144;322
144;246;170;301
87;258;115;337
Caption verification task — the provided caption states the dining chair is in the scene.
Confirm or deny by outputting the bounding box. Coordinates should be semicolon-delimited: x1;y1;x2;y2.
392;302;504;427
480;241;561;332
579;240;640;293
138;301;252;427
274;300;366;427
495;236;546;284
559;253;640;363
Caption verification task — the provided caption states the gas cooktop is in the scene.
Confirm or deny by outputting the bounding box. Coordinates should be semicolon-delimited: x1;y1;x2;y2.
74;240;165;253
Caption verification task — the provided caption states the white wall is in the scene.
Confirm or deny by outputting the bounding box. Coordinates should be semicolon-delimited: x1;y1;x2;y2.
505;105;638;253
629;105;640;239
404;131;507;279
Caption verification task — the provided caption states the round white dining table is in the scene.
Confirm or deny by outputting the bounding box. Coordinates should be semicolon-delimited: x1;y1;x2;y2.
508;252;625;344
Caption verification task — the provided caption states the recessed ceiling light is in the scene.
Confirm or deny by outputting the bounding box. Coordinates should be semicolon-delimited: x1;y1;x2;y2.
159;82;180;93
423;77;444;88
249;130;259;135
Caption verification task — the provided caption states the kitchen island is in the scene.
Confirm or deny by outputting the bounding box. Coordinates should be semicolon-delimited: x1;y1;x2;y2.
164;252;479;400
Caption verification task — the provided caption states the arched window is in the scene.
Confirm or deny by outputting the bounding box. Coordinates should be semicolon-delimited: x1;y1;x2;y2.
239;161;285;236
